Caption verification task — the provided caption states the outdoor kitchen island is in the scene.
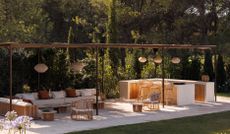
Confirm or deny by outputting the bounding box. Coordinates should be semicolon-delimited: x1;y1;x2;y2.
119;79;215;106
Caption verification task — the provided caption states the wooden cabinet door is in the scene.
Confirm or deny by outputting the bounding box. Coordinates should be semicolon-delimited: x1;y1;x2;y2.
195;84;205;102
130;83;138;99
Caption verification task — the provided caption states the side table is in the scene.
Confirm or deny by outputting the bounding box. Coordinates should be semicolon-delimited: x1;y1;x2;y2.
133;103;143;112
54;104;70;113
93;101;104;109
41;110;56;121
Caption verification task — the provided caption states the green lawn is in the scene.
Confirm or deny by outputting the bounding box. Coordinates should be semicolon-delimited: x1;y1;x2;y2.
217;92;230;97
67;111;230;134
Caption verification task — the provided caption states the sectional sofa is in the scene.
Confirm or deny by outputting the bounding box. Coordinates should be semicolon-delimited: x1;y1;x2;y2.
0;98;37;118
15;88;97;108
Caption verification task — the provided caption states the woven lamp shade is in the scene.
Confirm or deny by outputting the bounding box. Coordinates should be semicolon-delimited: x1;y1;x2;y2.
153;55;162;64
71;62;86;72
138;56;147;63
34;63;48;73
171;57;181;64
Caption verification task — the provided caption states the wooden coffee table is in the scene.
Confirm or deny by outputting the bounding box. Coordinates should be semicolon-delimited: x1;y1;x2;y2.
54;104;70;113
133;103;143;112
93;101;104;109
40;104;71;114
41;110;56;121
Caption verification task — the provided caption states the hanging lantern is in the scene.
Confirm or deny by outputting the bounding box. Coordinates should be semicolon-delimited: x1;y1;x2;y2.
138;56;147;63
71;62;86;72
171;57;181;64
153;55;162;64
34;63;48;73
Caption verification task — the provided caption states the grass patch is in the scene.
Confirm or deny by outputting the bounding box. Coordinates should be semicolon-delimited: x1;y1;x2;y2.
67;111;230;134
217;92;230;97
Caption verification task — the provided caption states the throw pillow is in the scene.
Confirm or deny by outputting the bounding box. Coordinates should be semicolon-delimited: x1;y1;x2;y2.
75;90;81;96
32;92;38;100
22;93;35;100
81;90;92;96
22;98;33;105
52;91;65;99
65;89;76;97
38;90;50;99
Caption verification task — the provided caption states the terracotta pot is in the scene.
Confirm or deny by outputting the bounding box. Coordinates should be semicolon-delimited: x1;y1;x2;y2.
201;75;210;82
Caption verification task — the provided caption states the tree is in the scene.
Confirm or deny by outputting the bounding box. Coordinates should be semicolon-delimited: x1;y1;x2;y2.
216;54;227;92
190;57;201;80
204;50;214;81
106;0;120;77
0;0;52;42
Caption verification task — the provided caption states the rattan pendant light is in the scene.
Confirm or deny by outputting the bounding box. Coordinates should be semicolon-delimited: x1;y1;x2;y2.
71;61;86;72
138;46;147;63
138;56;147;63
153;55;162;64
34;49;48;73
171;57;181;64
34;63;48;73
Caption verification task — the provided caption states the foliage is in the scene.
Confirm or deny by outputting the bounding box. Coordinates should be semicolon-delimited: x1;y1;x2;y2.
122;50;137;79
0;49;9;95
141;61;155;78
0;0;52;42
22;84;30;93
190;57;202;80
216;54;227;92
0;0;230;95
203;50;214;81
43;49;72;90
100;49;120;98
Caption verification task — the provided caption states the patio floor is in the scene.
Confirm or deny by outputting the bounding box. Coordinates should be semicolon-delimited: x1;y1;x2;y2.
3;96;230;134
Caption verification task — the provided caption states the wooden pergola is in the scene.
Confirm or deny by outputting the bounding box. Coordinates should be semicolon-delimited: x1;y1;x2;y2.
0;42;217;115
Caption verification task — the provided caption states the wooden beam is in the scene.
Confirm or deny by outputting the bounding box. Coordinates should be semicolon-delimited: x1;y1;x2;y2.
0;42;216;49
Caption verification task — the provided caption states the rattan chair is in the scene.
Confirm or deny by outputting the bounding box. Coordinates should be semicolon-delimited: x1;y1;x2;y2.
143;92;161;110
138;80;153;101
71;98;94;120
138;80;161;101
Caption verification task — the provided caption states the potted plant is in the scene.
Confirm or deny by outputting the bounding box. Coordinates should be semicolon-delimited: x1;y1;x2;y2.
22;84;31;93
201;72;210;82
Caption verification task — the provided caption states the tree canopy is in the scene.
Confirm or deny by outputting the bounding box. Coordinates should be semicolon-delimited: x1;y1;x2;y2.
0;0;230;96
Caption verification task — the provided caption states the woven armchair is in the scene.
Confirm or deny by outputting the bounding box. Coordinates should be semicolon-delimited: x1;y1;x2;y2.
71;98;94;120
138;80;161;101
142;92;161;110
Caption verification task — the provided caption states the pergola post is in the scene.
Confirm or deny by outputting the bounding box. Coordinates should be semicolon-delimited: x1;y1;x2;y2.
95;46;99;115
101;48;105;98
8;44;13;111
161;48;165;108
214;49;217;102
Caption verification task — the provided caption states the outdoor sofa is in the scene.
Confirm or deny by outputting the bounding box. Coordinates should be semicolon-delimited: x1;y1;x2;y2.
15;88;97;108
0;97;37;118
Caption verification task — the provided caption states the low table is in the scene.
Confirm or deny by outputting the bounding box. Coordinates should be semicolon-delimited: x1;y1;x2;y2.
54;104;70;113
41;110;56;121
93;101;104;109
40;104;71;113
133;103;143;112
